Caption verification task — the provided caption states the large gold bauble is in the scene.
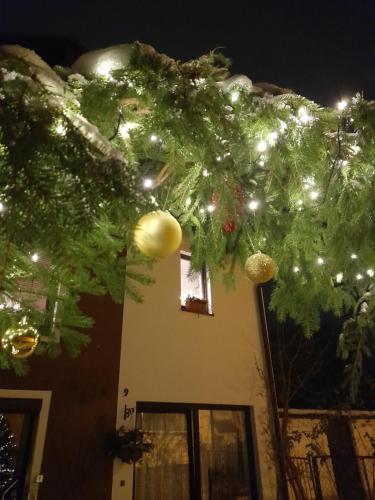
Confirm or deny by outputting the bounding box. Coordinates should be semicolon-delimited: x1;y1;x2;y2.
245;252;276;284
1;318;39;359
134;210;182;259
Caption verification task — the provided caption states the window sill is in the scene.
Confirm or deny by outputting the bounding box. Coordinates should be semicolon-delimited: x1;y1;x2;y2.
180;306;214;317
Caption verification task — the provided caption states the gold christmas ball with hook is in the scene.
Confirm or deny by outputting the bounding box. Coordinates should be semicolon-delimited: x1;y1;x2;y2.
1;318;39;359
245;252;276;284
134;210;182;259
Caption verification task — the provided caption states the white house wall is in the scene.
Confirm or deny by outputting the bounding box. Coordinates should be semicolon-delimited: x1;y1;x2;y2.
112;244;277;500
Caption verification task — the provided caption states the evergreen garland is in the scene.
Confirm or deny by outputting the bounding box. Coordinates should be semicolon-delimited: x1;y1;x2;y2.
0;42;374;395
0;414;15;492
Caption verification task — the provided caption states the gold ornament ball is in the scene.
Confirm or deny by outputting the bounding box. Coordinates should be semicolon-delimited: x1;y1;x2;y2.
1;319;39;359
245;252;276;284
134;210;182;259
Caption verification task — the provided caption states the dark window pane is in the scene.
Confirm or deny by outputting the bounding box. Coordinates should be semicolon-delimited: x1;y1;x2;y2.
199;410;252;500
135;412;190;500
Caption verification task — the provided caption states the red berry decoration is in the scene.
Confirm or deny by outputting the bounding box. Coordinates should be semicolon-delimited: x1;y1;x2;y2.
223;219;235;233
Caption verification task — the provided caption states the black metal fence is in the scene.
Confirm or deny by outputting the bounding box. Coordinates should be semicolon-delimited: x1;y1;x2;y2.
287;455;375;500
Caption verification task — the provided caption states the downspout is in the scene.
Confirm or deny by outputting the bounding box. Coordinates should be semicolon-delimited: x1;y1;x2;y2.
257;286;290;500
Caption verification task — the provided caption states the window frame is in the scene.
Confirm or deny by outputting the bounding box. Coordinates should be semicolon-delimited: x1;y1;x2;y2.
179;252;213;316
134;401;260;500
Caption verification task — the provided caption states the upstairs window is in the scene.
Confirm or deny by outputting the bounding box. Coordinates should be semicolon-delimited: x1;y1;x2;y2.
180;251;212;315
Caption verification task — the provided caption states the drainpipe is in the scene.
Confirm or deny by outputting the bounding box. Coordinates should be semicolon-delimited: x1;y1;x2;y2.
257;286;290;500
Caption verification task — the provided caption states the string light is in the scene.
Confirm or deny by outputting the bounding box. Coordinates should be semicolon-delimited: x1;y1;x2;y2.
150;134;158;142
249;200;260;211
317;257;324;265
203;169;209;177
367;269;374;277
54;122;67;136
0;202;5;212
356;273;363;280
207;204;215;213
259;160;265;167
119;122;139;139
186;197;191;207
298;107;312;125
309;190;319;201
257;140;268;153
337;100;348;111
293;266;300;273
230;90;240;103
199;208;205;214
351;253;358;260
31;253;39;263
216;156;222;162
143;178;153;189
336;272;344;283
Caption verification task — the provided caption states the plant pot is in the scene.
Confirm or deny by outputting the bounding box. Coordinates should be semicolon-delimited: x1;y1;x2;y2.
185;297;209;314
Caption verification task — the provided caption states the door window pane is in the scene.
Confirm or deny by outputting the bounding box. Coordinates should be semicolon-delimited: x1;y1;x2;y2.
199;410;252;500
134;412;190;500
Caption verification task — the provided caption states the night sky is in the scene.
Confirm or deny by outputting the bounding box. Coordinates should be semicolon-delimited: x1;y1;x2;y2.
1;0;375;105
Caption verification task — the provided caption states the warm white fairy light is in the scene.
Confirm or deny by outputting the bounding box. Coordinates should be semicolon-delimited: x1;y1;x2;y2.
31;253;39;263
203;169;209;177
317;257;324;265
367;269;374;277
230;90;240;103
249;200;260;211
150;134;158;142
297;200;303;206
336;272;343;283
337;99;348;111
13;303;21;311
257;140;268;153
356;273;363;281
207;204;215;213
186;197;191;207
199;208;205;214
143;178;153;189
216;156;222;162
293;266;300;273
119;122;139;139
54;122;67;136
259;160;265;167
0;202;5;212
310;190;319;201
351;253;358;260
341;160;348;167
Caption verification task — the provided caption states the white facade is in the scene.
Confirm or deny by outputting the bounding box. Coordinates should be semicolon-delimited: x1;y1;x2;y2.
112;244;277;499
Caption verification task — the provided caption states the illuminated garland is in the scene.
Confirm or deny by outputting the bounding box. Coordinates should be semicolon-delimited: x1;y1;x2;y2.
0;42;375;395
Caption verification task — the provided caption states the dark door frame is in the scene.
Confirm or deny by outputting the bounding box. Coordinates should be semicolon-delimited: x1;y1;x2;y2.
0;398;42;500
134;401;260;500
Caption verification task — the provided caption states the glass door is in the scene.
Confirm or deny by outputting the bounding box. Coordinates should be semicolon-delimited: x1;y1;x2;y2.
134;411;191;500
134;403;258;500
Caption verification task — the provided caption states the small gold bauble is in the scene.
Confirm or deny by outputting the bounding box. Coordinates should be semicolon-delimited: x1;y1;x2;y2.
134;210;182;259
1;318;39;359
245;252;276;284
